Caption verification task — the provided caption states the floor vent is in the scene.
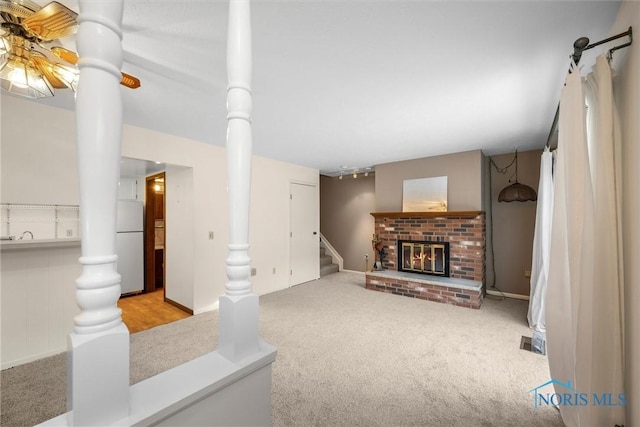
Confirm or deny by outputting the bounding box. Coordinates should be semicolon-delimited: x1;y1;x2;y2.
520;336;533;352
520;335;546;355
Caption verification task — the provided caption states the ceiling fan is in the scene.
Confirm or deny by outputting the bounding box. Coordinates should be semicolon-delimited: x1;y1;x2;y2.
0;0;140;99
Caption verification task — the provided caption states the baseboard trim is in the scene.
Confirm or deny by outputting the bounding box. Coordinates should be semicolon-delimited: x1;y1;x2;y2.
164;297;194;315
341;269;365;275
193;301;220;315
486;289;530;301
2;348;66;371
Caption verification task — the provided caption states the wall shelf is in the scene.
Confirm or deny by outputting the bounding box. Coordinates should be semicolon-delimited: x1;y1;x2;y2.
1;203;80;240
370;211;483;219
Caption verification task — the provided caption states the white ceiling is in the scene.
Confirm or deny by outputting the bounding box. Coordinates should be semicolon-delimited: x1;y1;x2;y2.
21;0;623;175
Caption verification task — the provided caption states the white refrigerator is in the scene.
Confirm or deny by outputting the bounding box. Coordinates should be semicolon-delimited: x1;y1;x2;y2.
116;200;144;295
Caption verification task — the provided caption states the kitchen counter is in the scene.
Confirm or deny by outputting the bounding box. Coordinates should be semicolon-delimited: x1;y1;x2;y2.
0;238;81;251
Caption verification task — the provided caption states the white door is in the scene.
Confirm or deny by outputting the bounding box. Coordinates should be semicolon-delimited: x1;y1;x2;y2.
290;182;319;286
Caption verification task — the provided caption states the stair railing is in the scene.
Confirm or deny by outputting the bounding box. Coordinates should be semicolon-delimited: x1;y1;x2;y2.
319;232;343;271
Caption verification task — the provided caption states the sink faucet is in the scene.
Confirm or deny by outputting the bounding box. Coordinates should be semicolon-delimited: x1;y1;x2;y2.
18;231;34;240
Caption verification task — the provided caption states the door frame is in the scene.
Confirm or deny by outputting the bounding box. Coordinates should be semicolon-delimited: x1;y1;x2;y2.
144;172;166;293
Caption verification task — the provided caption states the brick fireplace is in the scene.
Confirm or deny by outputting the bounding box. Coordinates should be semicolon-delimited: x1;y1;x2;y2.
365;211;486;309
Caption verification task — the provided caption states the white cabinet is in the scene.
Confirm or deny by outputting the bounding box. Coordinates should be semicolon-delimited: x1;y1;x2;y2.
118;177;139;200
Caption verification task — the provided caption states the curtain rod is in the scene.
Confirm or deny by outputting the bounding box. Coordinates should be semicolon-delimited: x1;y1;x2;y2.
544;26;633;148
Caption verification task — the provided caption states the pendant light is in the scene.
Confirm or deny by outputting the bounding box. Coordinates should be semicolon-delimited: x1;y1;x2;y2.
497;150;537;202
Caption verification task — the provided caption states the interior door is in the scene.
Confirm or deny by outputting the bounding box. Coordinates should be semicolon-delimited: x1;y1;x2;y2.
290;182;319;286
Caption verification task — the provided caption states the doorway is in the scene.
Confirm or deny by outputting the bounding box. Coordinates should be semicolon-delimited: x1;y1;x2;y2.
145;172;165;293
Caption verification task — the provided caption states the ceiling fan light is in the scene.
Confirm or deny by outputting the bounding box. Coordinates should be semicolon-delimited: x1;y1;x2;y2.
0;56;53;98
498;182;537;202
0;37;10;55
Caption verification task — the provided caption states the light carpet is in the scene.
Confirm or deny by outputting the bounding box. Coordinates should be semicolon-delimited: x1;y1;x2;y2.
1;271;562;426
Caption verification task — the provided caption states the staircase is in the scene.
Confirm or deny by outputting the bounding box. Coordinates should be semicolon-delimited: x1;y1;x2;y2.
320;246;339;277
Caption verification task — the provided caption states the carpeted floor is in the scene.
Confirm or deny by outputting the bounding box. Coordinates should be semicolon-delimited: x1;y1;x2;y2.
1;271;563;426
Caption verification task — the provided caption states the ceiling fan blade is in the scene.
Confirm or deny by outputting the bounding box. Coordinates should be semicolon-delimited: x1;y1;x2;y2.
50;46;78;64
22;1;78;42
51;46;140;89
31;54;68;89
120;72;140;89
0;0;40;21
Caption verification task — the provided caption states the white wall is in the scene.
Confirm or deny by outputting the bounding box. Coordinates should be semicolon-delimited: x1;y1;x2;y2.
249;157;319;295
1;95;318;317
0;97;79;205
122;125;318;314
611;1;640;423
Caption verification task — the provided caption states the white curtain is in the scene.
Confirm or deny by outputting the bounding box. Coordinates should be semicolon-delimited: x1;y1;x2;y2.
527;147;554;332
546;54;625;426
582;54;625;425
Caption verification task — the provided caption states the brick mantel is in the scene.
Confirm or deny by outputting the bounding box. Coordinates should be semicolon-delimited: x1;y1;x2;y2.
371;211;486;284
367;211;486;309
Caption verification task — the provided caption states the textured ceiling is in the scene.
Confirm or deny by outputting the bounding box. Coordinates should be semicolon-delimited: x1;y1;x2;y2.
24;0;622;175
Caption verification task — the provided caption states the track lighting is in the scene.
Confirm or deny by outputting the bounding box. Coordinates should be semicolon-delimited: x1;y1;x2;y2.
329;166;374;180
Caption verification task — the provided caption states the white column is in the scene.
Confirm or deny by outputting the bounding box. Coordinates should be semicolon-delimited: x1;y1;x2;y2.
67;0;129;425
218;0;260;362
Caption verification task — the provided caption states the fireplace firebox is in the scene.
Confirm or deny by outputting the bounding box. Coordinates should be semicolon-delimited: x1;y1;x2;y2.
398;240;450;277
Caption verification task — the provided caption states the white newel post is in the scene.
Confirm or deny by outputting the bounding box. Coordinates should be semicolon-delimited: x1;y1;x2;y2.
68;0;130;425
218;0;260;362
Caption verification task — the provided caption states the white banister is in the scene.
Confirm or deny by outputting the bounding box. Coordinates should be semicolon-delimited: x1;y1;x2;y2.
218;0;260;362
40;1;276;425
320;232;344;271
68;0;130;424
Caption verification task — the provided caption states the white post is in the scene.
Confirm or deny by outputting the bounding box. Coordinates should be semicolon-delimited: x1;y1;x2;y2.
68;0;129;425
218;0;260;362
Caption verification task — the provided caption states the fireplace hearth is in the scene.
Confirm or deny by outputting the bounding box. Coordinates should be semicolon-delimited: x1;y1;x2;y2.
399;240;450;277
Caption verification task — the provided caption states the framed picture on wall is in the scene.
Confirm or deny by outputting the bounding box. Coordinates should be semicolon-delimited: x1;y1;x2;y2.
402;176;448;212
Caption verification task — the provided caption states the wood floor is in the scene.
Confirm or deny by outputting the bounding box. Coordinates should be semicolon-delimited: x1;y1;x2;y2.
117;289;191;334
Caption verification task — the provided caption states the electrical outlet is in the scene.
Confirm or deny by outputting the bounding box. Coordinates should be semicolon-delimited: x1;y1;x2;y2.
525;270;531;278
272;267;276;274
208;231;214;240
251;267;257;276
66;229;73;237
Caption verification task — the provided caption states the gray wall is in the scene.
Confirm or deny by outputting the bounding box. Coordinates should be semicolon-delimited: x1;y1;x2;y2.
374;150;484;211
488;149;541;296
320;175;375;272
